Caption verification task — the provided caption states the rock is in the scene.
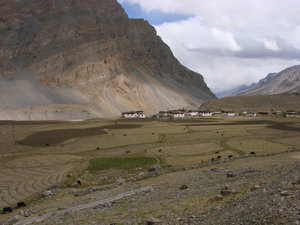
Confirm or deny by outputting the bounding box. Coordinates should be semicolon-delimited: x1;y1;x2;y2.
51;184;60;189
179;184;189;190
41;190;52;197
280;190;289;196
117;178;126;184
226;171;235;178
30;208;39;214
24;210;31;217
211;168;221;172
224;184;230;190
213;195;224;201
251;185;261;191
146;217;162;224
220;190;236;196
148;165;161;172
67;173;73;178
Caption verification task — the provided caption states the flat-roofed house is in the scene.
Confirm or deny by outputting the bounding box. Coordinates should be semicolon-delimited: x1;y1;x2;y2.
199;111;213;117
159;111;169;117
170;110;185;118
224;111;236;117
122;111;145;118
187;110;199;117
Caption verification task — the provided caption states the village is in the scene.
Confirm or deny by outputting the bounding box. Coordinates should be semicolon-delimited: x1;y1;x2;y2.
121;109;300;118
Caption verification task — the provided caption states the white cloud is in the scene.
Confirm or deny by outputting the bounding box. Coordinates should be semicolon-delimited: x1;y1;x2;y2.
120;0;300;93
256;38;280;51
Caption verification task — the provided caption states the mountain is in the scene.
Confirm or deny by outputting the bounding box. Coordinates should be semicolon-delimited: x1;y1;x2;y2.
0;0;215;120
199;93;300;112
234;65;300;96
215;85;249;98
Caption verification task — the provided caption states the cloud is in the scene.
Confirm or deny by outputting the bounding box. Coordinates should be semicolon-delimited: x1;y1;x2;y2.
119;0;300;93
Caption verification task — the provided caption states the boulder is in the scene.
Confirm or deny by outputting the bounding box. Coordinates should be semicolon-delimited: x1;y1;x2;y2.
41;190;52;197
146;217;162;225
179;184;189;190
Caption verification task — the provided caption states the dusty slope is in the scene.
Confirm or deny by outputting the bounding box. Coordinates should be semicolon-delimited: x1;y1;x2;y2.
200;93;300;112
0;0;215;119
234;65;300;96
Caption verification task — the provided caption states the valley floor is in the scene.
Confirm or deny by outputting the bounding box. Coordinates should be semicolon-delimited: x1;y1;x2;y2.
0;117;299;224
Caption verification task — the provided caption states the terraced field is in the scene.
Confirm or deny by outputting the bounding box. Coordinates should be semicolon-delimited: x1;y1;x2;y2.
0;117;299;215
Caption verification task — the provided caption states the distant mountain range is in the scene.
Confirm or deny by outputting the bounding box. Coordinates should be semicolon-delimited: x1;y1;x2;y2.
216;65;300;98
215;85;249;98
233;65;300;96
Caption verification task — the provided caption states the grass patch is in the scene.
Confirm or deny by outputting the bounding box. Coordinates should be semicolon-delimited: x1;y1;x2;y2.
88;157;157;172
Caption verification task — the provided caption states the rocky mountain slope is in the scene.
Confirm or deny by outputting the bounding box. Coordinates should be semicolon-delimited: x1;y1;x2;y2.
234;65;300;96
0;0;215;119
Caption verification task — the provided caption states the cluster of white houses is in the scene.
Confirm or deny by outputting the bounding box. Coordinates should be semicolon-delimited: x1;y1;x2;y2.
158;110;235;118
121;111;146;118
122;110;235;118
121;109;300;118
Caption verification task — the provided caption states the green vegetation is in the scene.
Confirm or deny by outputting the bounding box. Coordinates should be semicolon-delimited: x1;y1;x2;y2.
88;157;157;172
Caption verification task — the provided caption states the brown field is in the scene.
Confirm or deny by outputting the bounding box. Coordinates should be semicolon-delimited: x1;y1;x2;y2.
0;117;299;216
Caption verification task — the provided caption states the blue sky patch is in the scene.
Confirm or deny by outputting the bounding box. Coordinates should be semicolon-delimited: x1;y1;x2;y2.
120;2;191;25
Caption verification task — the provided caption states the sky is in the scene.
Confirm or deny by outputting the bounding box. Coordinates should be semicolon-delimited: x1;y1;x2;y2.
118;0;300;94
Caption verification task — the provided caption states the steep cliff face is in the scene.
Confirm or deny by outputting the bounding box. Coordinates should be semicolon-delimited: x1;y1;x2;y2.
0;0;215;118
234;65;300;96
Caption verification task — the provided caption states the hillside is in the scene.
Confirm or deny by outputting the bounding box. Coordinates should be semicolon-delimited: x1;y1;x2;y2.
199;93;300;112
234;65;300;96
0;0;215;120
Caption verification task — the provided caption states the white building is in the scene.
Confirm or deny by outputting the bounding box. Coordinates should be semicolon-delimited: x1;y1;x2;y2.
170;111;185;118
199;111;213;117
187;110;199;117
224;111;236;117
122;111;145;118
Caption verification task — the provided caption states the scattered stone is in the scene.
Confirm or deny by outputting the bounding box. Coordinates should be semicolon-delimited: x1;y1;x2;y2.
179;184;189;190
41;190;52;198
251;185;261;191
149;165;161;172
211;168;221;172
67;173;73;178
212;195;224;201
146;217;162;224
51;184;60;189
30;208;39;214
280;190;289;196
20;210;31;217
220;190;236;196
226;171;235;178
224;184;230;190
116;178;125;184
